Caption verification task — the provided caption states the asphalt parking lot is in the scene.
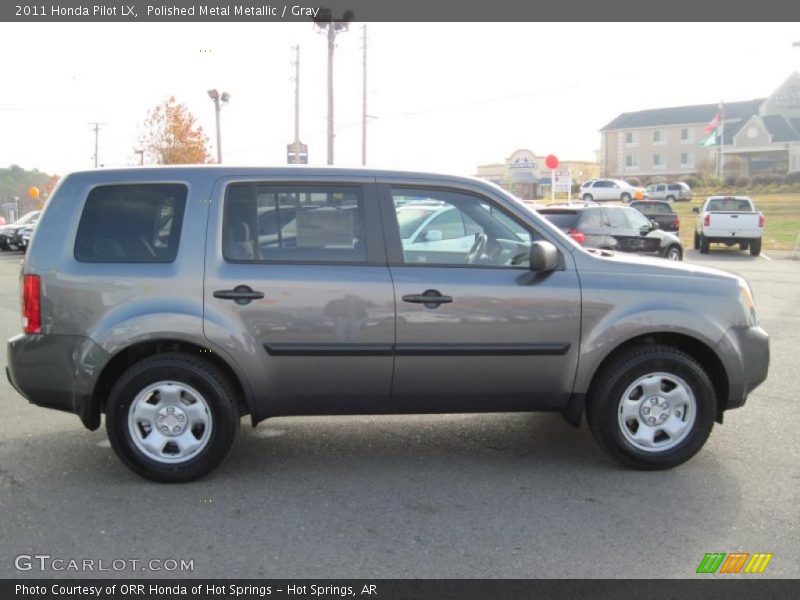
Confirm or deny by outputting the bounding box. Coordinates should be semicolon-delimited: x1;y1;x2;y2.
0;248;798;579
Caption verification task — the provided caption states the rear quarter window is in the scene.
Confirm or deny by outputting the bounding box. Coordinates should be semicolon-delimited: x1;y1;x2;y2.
74;183;187;263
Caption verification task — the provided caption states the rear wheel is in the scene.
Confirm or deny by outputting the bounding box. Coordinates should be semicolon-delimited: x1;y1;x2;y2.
621;192;631;203
106;353;240;482
699;235;710;254
582;194;593;202
739;241;749;251
665;245;682;261
666;195;675;202
693;232;700;250
749;239;762;256
586;345;716;470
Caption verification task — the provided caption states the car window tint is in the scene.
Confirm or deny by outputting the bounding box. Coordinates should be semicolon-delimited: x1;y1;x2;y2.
605;207;630;228
635;202;671;214
74;184;187;263
624;207;651;229
391;188;534;267
707;198;752;212
539;211;579;230
580;209;605;228
223;184;366;263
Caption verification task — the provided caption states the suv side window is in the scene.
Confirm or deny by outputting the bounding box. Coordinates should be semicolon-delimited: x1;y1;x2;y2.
223;183;366;263
624;207;651;230
74;183;187;263
604;207;630;229
391;188;535;267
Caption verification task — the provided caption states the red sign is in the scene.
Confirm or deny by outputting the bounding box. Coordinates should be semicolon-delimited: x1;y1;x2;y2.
545;154;559;170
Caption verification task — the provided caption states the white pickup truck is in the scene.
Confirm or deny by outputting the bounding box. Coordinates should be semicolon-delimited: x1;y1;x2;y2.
693;196;764;256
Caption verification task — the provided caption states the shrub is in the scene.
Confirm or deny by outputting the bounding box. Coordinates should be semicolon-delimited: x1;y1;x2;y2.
724;175;737;187
680;175;701;189
735;176;750;187
625;177;642;187
752;174;782;186
784;171;800;184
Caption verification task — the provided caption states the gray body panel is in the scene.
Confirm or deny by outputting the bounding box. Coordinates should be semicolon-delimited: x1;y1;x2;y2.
7;166;769;430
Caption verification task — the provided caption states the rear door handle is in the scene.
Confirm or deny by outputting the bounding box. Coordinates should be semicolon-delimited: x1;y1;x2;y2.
402;289;453;309
213;285;265;305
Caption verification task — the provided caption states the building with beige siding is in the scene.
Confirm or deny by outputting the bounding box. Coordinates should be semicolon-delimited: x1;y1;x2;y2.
600;72;800;180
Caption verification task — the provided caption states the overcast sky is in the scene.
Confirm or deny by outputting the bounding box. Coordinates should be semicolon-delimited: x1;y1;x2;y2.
1;22;798;176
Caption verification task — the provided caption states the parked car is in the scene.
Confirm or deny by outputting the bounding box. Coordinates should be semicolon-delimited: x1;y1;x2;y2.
693;196;764;256
18;221;37;251
7;167;768;481
579;179;647;203
0;210;41;251
630;200;680;233
645;182;692;202
538;203;684;260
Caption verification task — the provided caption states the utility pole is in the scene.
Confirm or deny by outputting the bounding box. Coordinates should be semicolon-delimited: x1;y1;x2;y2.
292;44;301;164
207;89;230;163
361;24;367;166
89;122;104;167
134;149;145;166
314;9;354;165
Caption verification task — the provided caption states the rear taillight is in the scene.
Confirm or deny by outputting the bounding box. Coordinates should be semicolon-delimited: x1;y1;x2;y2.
568;229;586;245
22;274;41;334
703;213;710;227
674;216;680;228
758;213;765;227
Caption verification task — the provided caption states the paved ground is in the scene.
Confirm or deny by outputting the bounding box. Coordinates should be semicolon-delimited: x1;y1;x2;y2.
0;248;797;579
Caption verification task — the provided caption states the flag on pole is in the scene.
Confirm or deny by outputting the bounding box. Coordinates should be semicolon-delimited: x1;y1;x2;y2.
700;101;724;147
703;113;719;134
700;131;718;147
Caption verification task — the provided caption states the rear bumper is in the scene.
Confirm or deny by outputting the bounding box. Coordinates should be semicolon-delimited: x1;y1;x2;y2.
6;333;110;430
715;325;770;411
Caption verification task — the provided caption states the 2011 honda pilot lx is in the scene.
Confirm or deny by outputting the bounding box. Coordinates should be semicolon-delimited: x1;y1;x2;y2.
7;167;769;482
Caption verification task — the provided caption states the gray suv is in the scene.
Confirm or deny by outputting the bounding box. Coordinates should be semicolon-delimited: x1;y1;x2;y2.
7;167;769;482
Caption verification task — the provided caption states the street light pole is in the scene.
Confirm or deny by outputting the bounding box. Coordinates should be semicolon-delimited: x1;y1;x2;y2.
207;89;230;164
315;8;354;166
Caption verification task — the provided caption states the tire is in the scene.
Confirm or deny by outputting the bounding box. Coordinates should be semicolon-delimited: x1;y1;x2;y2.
664;245;682;261
693;231;700;250
582;194;593;203
0;239;7;251
699;235;710;254
6;241;19;252
739;241;749;251
621;192;631;203
666;195;675;202
749;239;761;256
586;344;716;470
106;352;240;483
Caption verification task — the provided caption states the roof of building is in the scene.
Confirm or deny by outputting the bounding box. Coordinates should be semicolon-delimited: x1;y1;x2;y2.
762;115;800;142
600;99;765;131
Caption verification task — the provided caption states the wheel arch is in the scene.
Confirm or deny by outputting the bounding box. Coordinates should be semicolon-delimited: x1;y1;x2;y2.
90;339;254;428
564;332;729;427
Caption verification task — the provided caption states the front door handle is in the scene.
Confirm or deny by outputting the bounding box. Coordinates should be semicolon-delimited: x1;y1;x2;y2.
402;289;453;309
213;285;265;305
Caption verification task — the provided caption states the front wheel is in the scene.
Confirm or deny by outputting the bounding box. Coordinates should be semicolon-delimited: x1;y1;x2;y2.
106;353;240;482
693;231;700;250
582;194;593;203
749;239;761;256
621;192;631;203
586;345;716;470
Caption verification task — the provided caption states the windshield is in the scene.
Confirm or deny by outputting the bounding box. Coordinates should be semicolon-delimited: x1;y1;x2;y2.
631;202;672;214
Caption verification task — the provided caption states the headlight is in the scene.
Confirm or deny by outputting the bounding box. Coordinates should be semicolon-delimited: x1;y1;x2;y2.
738;278;758;326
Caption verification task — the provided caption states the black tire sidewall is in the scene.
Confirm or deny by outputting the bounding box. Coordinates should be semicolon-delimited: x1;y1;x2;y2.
590;349;716;469
106;355;238;482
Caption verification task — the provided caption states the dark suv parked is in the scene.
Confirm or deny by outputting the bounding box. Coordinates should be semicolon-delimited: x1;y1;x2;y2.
7;168;768;481
538;203;684;260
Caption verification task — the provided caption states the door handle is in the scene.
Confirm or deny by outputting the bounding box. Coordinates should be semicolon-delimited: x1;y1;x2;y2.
213;285;265;305
402;289;453;309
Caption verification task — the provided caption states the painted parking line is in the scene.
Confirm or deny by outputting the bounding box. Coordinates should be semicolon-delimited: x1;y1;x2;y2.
760;253;772;261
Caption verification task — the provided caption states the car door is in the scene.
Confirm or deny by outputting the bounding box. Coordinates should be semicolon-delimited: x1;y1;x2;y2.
203;177;395;420
378;181;581;413
616;206;662;254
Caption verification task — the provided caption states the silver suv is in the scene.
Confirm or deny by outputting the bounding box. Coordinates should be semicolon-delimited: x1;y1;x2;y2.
645;182;693;202
7;167;769;481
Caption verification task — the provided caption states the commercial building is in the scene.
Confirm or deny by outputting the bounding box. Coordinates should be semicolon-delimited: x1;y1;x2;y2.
600;72;800;180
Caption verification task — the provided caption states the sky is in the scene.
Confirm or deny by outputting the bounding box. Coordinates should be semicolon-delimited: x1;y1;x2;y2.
1;22;799;177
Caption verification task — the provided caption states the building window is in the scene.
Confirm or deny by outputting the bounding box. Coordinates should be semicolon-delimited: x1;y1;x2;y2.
680;128;693;144
680;152;694;168
624;132;637;146
653;130;666;145
653;153;664;169
625;155;638;168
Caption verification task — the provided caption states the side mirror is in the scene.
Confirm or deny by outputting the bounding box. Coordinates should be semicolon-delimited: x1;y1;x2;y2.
650;220;660;230
423;229;443;242
692;207;699;214
530;241;559;272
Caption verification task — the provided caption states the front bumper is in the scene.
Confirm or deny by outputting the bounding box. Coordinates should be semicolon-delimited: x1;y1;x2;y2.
715;325;770;411
7;333;111;430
